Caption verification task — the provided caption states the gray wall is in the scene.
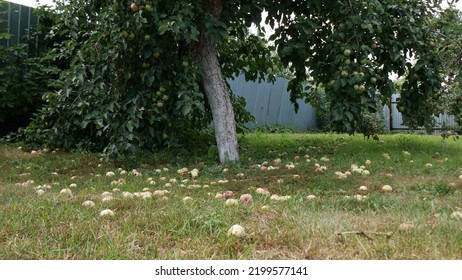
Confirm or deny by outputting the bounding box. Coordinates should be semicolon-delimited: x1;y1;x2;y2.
0;1;38;46
228;75;318;131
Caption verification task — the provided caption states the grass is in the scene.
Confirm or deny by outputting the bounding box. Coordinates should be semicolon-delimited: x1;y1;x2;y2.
1;133;462;259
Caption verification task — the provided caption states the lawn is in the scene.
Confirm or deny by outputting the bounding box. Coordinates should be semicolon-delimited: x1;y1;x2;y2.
1;133;461;259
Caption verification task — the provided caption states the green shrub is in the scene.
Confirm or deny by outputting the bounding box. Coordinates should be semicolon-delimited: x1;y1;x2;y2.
0;4;59;136
314;87;385;139
356;112;386;140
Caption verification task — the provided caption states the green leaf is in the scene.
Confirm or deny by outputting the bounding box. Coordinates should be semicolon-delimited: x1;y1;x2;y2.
158;24;169;34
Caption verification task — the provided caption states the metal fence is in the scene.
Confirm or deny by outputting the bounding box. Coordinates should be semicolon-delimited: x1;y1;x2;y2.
228;75;318;131
383;94;457;131
229;75;457;132
0;1;38;46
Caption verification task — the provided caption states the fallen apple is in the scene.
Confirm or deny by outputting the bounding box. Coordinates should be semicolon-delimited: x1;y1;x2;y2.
382;185;393;192
240;194;253;203
100;209;115;217
225;199;239;206
227;224;245;237
82;200;95;207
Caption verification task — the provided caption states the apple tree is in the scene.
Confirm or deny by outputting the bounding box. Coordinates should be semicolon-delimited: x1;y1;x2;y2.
31;0;455;163
429;6;462;128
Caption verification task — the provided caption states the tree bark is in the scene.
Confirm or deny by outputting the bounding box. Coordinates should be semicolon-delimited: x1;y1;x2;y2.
197;0;239;163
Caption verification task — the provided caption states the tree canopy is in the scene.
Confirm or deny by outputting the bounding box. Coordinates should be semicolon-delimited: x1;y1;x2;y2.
27;0;459;163
429;6;462;127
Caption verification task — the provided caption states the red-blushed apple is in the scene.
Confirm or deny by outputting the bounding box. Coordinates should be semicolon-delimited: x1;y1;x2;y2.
130;2;139;12
240;194;253;203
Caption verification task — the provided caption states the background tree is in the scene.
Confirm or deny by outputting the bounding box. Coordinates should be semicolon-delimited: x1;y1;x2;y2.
28;0;456;163
430;6;462;129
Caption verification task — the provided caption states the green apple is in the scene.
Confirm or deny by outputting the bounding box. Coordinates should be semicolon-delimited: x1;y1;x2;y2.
145;4;154;12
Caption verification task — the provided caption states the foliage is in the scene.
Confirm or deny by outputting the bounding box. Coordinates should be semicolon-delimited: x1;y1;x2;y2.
266;0;446;133
0;1;59;135
430;7;462;128
29;0;267;159
313;88;333;132
356;112;386;139
314;87;385;138
25;0;458;160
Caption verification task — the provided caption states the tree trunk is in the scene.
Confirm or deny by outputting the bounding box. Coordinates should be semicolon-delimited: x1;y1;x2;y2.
198;0;239;164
